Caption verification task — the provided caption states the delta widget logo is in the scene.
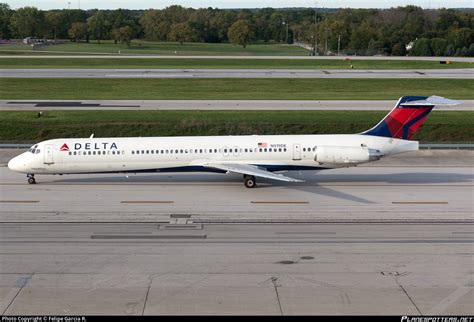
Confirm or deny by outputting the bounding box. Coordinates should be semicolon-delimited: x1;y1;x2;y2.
60;144;69;151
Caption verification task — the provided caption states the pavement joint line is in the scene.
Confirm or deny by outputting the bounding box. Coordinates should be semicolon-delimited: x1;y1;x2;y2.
1;273;33;315
251;201;309;204
90;234;207;239
1;220;474;224
1;183;471;187
392;201;449;204
395;275;423;315
0;200;39;203
120;201;174;204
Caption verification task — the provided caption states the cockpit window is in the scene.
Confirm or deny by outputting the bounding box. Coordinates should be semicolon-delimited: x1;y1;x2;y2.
28;144;39;153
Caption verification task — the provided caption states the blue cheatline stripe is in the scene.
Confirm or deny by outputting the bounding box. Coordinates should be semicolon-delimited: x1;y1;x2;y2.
62;164;329;175
402;107;433;139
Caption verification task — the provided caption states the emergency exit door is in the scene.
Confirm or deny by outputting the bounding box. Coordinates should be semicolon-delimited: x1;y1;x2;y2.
293;143;301;160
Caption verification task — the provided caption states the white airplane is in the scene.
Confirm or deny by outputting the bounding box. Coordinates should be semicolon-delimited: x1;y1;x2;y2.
8;96;461;188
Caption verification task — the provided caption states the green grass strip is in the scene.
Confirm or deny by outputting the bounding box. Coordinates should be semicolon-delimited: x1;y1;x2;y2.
1;58;472;69
1;78;472;100
0;110;472;143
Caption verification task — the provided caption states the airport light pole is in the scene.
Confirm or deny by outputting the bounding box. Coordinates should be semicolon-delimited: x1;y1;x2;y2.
282;22;289;44
282;21;289;43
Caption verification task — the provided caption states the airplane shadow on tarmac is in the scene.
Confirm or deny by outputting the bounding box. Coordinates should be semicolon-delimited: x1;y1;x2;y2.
54;171;473;185
51;171;473;205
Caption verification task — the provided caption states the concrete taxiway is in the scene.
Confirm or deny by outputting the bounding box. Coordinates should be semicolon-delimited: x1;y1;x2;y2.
0;150;472;315
0;150;472;222
1;99;472;111
1;68;472;78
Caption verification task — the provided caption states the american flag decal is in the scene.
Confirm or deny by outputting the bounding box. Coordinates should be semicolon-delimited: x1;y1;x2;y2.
258;142;267;148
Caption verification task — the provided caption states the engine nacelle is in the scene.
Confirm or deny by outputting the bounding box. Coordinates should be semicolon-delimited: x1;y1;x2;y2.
315;146;383;165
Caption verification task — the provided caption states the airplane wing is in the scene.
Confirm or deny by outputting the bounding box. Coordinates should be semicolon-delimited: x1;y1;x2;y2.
203;163;304;182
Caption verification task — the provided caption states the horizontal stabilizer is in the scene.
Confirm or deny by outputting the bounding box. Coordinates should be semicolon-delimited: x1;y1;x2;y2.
400;95;463;107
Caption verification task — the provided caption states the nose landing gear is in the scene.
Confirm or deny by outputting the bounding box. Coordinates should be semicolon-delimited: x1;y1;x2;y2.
27;174;36;184
243;175;256;188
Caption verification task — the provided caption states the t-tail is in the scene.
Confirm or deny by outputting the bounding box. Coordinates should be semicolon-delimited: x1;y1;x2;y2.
362;95;462;140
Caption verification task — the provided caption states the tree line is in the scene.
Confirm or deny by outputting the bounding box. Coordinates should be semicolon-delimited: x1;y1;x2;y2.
0;3;472;56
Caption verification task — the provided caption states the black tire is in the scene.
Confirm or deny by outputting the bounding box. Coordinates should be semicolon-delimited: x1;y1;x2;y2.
244;177;256;188
28;177;36;184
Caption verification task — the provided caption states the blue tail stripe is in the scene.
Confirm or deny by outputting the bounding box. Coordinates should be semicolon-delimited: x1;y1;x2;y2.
401;107;433;139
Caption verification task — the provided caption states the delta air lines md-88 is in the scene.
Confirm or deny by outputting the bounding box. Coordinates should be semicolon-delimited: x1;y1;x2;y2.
8;96;461;188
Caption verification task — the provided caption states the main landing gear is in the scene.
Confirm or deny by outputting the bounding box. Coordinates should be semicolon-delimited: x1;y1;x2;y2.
243;175;256;188
27;174;36;184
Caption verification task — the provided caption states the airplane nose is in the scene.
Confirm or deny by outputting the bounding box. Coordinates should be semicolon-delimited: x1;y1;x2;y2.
8;156;26;172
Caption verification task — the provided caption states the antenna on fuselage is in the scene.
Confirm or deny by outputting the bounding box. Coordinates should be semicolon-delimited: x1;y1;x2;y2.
89;134;94;138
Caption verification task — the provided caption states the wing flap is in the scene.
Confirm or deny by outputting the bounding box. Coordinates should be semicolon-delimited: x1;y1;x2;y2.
203;163;303;182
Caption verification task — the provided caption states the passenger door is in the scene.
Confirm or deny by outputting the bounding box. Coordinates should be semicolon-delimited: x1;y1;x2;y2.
44;144;54;164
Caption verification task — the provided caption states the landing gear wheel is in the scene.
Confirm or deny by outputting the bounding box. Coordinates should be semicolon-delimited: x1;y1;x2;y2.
27;174;36;184
244;175;256;188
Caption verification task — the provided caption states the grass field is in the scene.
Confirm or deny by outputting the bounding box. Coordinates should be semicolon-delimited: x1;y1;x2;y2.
1;78;472;100
0;40;308;56
0;110;472;143
1;57;472;69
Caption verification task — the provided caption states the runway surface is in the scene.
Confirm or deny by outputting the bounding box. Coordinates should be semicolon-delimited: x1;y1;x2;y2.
2;68;472;79
2;99;472;111
1;55;473;62
1;150;472;314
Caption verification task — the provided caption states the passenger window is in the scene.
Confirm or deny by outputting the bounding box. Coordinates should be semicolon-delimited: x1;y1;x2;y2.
112;151;115;155
69;152;72;155
132;151;135;155
175;150;178;153
185;149;188;153
284;148;287;152
73;151;77;155
245;149;248;153
264;148;267;152
259;148;262;152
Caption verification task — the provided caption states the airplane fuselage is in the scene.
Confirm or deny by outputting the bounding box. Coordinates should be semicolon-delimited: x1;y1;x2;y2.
9;134;418;175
